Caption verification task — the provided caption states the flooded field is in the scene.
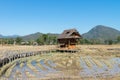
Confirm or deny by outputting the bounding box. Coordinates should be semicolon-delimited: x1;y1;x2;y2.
0;45;120;80
0;53;120;80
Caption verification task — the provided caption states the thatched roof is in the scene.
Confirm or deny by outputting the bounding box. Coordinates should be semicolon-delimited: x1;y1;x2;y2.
58;29;81;39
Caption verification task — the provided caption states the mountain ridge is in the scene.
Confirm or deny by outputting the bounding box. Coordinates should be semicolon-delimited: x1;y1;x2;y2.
0;25;120;41
82;25;120;41
21;32;59;41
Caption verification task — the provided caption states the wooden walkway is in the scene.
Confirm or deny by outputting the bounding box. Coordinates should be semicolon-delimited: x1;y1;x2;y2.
0;48;78;68
56;49;78;53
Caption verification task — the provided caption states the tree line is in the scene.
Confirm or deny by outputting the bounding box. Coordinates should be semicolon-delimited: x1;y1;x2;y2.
79;36;120;45
0;34;57;45
0;35;120;45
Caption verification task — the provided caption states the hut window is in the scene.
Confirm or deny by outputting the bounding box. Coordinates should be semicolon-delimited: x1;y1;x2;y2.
66;32;70;34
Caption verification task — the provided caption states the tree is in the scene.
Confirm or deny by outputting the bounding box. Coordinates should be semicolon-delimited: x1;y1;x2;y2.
16;37;22;44
52;36;57;44
104;40;113;45
104;40;108;44
28;40;34;45
49;36;57;45
108;40;113;45
117;36;120;43
8;38;14;44
42;34;48;45
79;39;90;44
36;38;44;45
36;34;57;45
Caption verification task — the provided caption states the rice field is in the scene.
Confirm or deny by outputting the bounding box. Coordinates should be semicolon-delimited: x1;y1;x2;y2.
0;45;120;80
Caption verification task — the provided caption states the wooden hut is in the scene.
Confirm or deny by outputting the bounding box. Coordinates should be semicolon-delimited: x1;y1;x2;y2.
57;29;81;49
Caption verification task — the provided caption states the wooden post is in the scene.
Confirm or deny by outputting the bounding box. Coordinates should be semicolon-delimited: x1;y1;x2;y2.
68;39;70;49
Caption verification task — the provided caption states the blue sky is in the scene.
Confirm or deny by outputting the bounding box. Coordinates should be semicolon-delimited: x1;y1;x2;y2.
0;0;120;36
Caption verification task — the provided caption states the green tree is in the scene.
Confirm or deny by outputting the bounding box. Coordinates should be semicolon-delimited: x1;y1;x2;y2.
79;39;90;44
49;36;57;45
28;40;34;45
104;40;108;44
117;36;120;43
36;36;44;45
42;34;48;45
36;34;57;45
8;38;14;44
16;37;22;44
108;40;113;45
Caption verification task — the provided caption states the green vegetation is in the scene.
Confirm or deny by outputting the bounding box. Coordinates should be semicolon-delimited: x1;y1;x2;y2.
22;32;59;41
117;36;120;43
79;38;102;45
0;38;14;45
36;34;57;45
15;37;23;44
0;34;57;45
79;38;120;45
0;25;120;45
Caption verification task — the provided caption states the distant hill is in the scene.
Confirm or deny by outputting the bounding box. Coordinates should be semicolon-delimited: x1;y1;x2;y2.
0;32;59;41
21;32;43;41
22;32;59;41
82;25;120;41
0;34;19;38
0;34;3;38
1;25;120;42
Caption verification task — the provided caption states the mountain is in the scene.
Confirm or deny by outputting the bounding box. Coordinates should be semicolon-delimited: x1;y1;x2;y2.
22;32;59;41
0;32;59;41
3;35;19;38
1;25;120;42
82;25;120;41
21;32;43;41
0;34;3;38
0;34;19;38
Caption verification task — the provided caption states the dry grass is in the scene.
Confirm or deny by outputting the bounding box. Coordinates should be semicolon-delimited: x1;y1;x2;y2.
0;45;119;60
0;45;120;80
5;63;16;78
76;45;120;57
0;45;56;59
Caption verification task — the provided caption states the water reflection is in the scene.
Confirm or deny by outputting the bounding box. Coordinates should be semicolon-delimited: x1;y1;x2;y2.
79;57;120;78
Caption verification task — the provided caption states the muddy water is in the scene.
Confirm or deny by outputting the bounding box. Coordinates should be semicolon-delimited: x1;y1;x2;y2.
79;56;120;79
1;57;120;79
47;60;56;67
8;61;24;80
79;57;95;77
9;61;35;80
109;58;120;75
1;59;57;79
39;59;56;72
31;60;48;76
